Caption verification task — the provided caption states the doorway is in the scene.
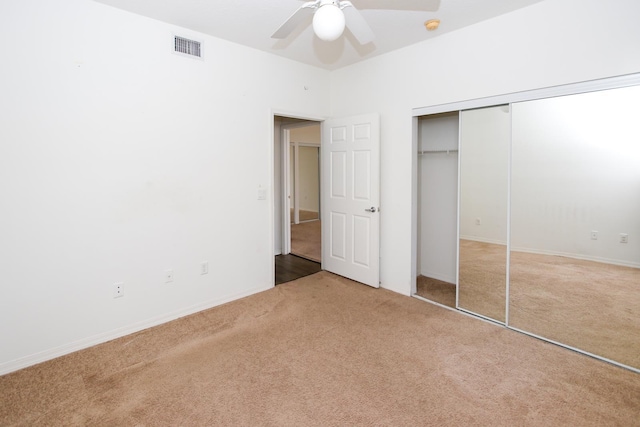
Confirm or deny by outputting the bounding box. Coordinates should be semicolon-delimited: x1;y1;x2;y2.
273;112;381;288
274;115;322;284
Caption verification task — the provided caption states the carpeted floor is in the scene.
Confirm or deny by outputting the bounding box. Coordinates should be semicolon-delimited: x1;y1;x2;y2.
1;271;639;426
290;220;321;262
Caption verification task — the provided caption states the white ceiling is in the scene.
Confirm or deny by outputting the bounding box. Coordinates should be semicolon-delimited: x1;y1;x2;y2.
93;0;545;70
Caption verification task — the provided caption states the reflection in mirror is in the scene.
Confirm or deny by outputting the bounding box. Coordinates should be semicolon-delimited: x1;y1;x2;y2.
510;85;640;369
458;106;510;322
296;145;320;221
290;144;321;223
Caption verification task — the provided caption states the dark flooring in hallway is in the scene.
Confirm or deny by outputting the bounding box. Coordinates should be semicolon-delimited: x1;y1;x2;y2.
275;254;321;285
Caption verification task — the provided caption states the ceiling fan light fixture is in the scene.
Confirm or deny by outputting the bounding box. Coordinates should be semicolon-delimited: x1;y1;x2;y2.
312;3;345;41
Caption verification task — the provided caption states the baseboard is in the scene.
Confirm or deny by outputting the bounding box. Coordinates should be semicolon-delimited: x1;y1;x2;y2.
0;283;273;376
459;236;507;246
510;246;640;269
418;271;456;285
381;281;411;296
461;238;639;269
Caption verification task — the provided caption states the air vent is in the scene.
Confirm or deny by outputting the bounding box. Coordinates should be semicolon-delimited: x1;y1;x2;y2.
174;36;201;58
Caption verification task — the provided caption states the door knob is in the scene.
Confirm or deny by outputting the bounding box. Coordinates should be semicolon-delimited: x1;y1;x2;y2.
365;207;378;212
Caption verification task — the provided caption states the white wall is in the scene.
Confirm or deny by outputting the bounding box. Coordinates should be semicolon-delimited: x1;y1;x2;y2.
330;0;640;295
0;0;330;373
418;114;458;283
511;86;640;266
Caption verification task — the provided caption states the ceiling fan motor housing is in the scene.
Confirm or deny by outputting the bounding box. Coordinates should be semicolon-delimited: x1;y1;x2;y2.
313;1;346;41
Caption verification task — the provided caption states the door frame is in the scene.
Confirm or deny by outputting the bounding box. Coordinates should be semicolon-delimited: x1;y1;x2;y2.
271;111;325;284
271;111;383;289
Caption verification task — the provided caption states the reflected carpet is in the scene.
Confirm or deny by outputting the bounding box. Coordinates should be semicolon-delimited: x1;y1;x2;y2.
290;220;321;262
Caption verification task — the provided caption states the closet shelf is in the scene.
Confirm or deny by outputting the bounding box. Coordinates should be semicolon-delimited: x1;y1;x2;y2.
418;149;458;155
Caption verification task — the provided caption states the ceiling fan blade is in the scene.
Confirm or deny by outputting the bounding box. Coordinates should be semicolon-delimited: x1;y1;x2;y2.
341;1;375;44
271;2;317;39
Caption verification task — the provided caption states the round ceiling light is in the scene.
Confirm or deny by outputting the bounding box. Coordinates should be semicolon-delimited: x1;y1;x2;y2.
313;4;346;41
424;19;441;31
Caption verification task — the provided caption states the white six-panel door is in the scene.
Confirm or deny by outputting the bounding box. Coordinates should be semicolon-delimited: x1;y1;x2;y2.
322;114;380;288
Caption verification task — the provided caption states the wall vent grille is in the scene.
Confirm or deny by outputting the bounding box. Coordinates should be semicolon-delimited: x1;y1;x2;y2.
174;36;201;58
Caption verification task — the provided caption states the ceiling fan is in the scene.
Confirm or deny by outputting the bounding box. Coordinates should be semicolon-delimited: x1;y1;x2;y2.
271;0;375;44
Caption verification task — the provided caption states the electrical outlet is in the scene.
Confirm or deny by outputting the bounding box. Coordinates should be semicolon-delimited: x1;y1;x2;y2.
201;261;209;275
165;269;174;283
620;233;629;244
475;217;481;225
591;231;598;240
113;282;124;298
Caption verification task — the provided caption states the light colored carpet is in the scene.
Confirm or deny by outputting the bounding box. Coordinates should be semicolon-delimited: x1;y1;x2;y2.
290;219;321;262
1;271;639;426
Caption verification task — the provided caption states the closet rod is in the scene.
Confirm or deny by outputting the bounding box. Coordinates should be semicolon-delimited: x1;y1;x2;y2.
418;149;458;155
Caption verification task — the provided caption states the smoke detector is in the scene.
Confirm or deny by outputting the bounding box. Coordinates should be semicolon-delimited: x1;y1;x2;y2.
424;19;440;31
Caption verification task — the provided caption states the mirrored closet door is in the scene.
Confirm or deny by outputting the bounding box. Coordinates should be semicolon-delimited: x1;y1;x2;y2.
416;76;640;372
509;85;640;369
458;106;511;323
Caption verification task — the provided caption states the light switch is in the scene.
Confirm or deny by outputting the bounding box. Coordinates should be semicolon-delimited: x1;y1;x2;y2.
258;188;267;200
